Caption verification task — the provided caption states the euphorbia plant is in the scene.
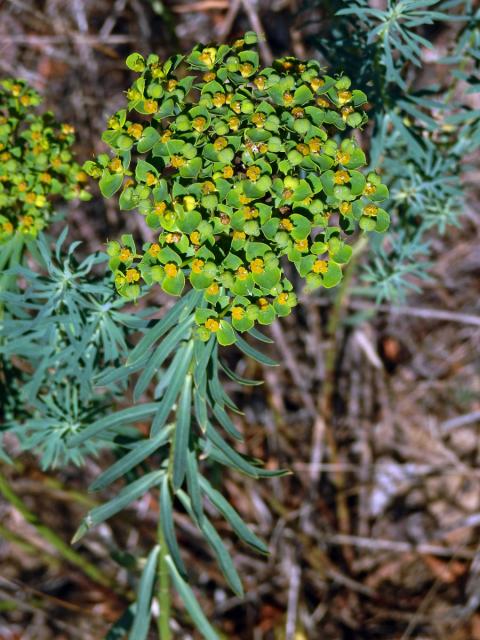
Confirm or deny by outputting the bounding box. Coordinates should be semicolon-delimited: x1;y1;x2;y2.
0;78;90;270
78;32;389;638
84;31;389;345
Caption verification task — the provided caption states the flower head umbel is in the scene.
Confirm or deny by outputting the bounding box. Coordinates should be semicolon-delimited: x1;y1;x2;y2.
85;32;389;345
0;79;90;244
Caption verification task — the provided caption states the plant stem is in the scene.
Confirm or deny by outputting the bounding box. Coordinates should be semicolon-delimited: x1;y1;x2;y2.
0;470;115;590
157;520;172;640
320;236;368;563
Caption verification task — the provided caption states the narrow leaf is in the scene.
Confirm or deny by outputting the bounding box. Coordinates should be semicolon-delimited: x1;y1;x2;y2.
199;477;268;554
73;471;164;542
69;403;160;446
165;555;219;640
160;477;187;577
129;546;160;640
89;427;173;492
171;374;193;491
235;334;278;366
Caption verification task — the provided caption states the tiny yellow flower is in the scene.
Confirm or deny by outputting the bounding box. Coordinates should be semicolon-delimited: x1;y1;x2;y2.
246;166;261;182
250;258;265;274
144;100;158;114
338;90;352;105
251;112;266;127
128;123;143;139
309;138;322;153
149;243;161;257
296;143;310;156
21;215;34;227
212;93;226;107
2;221;14;234
40;172;52;184
201;181;215;194
277;292;289;305
310;77;325;91
192;116;207;132
126;268;140;283
167;79;178;91
257;297;269;309
336;151;351;165
339;202;352;215
363;204;378;217
239;62;254;77
109;157;123;173
334;170;350;185
205;318;220;332
190;231;201;245
146;172;157;186
364;182;377;196
61;124;75;135
199;47;217;68
207;282;219;295
213;137;228;151
203;71;216;82
295;239;309;252
119;248;132;262
313;259;328;274
191;259;205;274
341;106;354;120
254;76;266;90
170;155;185;168
280;219;293;231
154;202;167;215
164;263;178;278
161;129;172;142
233;230;246;240
316;97;330;108
223;166;234;179
236;266;249;280
232;307;245;320
228;116;240;131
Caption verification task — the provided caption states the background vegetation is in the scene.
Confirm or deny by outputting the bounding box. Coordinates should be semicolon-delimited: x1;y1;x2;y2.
0;1;479;639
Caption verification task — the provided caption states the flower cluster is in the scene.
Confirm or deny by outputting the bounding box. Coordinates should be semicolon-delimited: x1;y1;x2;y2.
0;79;90;244
85;32;389;344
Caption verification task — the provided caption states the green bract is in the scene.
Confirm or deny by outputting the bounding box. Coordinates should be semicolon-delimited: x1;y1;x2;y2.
0;78;90;245
85;32;389;342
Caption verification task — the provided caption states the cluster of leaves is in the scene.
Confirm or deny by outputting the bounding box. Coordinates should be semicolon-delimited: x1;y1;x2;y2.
310;0;480;301
0;231;143;468
0;79;90;266
68;292;288;639
84;32;389;343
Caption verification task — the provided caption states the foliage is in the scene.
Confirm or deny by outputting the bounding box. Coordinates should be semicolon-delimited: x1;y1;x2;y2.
84;32;389;342
0;79;90;263
309;0;480;301
0;230;143;468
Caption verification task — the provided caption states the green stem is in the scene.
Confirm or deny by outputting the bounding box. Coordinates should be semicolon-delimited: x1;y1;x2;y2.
0;470;115;590
157;520;172;640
